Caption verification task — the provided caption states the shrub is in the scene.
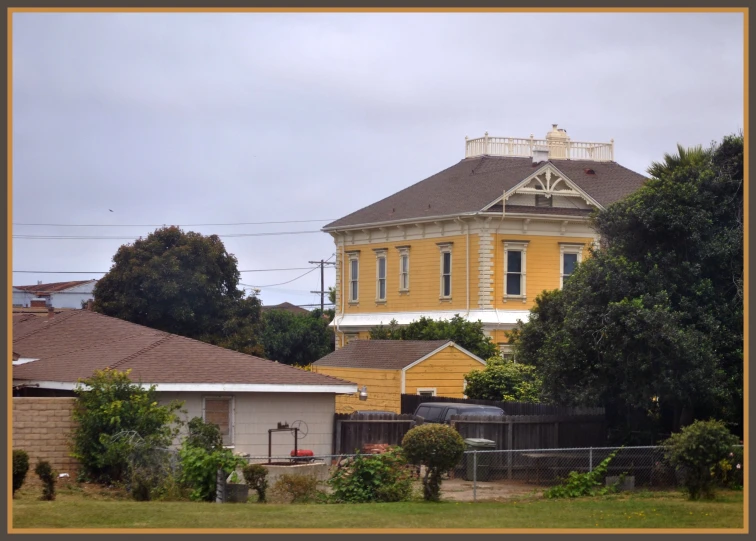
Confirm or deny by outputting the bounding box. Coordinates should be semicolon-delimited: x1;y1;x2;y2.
185;417;224;453
329;449;413;503
402;424;465;502
12;450;30;496
178;443;244;502
713;446;744;489
127;442;182;502
270;473;321;504
662;419;739;500
543;450;620;499
243;464;269;503
34;460;56;501
71;368;184;484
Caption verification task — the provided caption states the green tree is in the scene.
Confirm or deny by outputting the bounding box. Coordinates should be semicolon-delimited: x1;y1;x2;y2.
71;368;184;484
463;357;543;402
260;309;334;365
511;134;743;442
93;226;264;356
369;315;498;360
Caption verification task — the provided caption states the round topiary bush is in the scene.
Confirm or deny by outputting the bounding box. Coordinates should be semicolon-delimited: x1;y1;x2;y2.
13;450;30;496
243;463;269;503
662;419;739;500
401;424;465;501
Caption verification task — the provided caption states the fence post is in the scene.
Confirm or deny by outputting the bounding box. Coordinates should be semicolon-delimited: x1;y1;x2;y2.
589;447;593;472
507;421;513;479
216;468;226;503
473;451;477;503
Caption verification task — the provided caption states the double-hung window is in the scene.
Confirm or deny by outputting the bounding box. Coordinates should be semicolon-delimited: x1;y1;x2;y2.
503;241;528;302
438;243;453;299
347;252;360;303
374;249;387;302
560;244;583;288
397;246;410;292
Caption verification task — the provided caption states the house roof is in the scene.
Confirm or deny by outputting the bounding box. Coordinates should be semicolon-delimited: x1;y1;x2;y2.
261;302;310;315
12;310;356;392
14;280;97;294
323;156;646;230
313;339;462;370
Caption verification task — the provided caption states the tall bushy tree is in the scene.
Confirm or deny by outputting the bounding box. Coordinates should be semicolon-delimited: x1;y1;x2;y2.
260;309;334;365
369;315;498;360
93;226;264;356
464;358;543;402
512;134;743;442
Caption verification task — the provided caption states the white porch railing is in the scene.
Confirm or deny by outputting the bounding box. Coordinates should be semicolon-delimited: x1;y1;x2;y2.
465;133;614;162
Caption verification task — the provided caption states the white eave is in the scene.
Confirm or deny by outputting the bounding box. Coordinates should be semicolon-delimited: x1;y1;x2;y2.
12;358;40;366
14;381;359;394
330;310;530;329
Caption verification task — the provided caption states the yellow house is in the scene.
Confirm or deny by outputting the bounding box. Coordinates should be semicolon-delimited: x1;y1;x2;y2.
323;125;647;354
312;340;485;413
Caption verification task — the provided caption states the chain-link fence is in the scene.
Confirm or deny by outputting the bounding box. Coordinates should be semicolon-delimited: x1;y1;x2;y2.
238;445;743;502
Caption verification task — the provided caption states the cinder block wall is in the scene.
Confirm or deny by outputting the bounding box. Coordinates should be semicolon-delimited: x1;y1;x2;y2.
12;397;80;474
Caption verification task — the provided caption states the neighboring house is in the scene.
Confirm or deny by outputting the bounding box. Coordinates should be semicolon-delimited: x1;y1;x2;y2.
12;310;357;456
261;302;311;315
323;125;647;353
13;279;97;309
312;340;485;413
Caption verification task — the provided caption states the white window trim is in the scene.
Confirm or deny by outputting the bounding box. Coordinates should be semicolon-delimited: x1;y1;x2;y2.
374;249;387;303
416;388;437;397
347;252;360;304
202;395;235;448
503;241;528;303
560;243;584;288
397;246;410;293
438;243;453;300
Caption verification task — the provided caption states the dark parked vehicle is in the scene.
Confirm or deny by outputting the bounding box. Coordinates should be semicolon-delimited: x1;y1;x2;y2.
350;410;396;418
413;402;505;424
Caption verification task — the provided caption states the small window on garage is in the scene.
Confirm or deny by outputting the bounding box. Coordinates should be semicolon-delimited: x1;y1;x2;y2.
204;396;234;447
416;388;437;397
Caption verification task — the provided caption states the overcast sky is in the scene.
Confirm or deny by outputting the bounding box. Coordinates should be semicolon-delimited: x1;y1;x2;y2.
12;12;744;308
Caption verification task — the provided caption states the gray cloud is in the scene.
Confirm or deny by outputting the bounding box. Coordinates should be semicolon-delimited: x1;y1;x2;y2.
12;12;744;306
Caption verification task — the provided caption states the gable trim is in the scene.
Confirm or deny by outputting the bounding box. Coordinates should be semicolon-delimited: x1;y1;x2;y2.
400;341;486;394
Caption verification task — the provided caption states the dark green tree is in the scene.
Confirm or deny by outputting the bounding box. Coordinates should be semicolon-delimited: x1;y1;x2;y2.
93;226;264;356
260;309;334;365
511;134;743;442
463;357;543;402
369;315;498;360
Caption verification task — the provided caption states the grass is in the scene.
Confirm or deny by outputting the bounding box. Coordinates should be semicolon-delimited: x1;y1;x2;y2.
12;481;744;530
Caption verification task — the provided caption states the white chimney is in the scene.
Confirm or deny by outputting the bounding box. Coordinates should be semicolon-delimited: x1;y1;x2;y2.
545;124;570;159
532;146;549;164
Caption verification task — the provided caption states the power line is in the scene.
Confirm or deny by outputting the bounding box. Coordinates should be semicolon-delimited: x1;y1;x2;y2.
13;218;337;227
242;254;335;288
13;230;323;240
13;267;325;274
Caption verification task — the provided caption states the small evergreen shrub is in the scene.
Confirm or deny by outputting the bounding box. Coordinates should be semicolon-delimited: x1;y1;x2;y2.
185;417;224;453
34;460;56;501
12;450;30;496
243;463;269;503
329;449;413;503
270;473;321;504
402;424;465;502
662;419;739;500
179;443;245;502
543;450;620;499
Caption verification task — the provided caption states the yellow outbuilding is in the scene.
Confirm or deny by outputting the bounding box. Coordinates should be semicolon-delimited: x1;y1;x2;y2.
312;339;486;414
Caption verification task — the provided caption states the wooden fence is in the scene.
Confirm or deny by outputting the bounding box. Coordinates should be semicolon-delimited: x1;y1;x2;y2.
333;413;421;455
400;394;605;417
450;414;606;449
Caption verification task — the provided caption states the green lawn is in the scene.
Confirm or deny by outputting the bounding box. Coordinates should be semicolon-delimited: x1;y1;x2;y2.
12;485;744;530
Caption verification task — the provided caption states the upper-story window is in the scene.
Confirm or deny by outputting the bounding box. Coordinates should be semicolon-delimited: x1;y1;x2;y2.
438;243;453;299
498;343;516;363
560;244;583;288
347;251;360;303
374;249;387;302
503;241;528;301
397;246;410;292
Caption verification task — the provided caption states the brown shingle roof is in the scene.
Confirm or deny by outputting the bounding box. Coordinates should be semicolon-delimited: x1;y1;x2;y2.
12;310;354;388
14;280;96;294
323;156;646;229
261;302;310;315
313;340;453;370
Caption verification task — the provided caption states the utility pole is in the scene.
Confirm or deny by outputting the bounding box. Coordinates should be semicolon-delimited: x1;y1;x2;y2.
309;259;336;312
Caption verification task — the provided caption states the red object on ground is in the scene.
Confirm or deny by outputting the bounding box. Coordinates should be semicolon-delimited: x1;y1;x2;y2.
291;449;314;457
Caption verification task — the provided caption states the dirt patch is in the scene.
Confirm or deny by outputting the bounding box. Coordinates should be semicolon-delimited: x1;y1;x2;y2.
440;478;543;502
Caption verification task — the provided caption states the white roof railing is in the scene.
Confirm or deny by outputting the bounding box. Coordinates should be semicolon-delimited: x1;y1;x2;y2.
465;125;614;162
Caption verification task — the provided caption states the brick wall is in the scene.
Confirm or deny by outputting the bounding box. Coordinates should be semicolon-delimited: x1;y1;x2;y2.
12;397;80;474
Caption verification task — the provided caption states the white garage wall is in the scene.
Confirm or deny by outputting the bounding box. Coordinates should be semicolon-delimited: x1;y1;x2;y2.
158;391;335;457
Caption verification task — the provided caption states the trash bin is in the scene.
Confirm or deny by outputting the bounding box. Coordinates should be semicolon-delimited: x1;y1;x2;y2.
464;438;496;481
